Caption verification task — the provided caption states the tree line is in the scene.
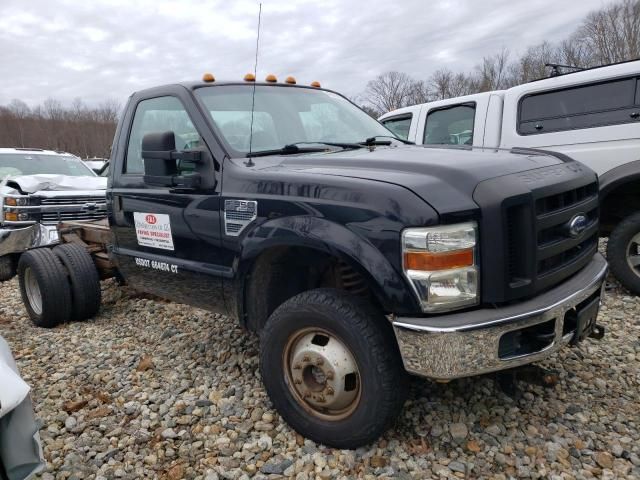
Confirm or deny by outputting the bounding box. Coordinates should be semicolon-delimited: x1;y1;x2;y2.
360;0;640;116
0;98;119;159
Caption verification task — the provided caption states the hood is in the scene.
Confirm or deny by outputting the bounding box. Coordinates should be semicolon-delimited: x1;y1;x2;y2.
254;146;568;215
1;174;107;194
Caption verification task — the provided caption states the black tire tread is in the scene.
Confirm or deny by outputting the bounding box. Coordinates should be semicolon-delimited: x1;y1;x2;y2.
0;255;16;281
260;288;408;448
53;243;101;321
18;248;72;328
607;212;640;295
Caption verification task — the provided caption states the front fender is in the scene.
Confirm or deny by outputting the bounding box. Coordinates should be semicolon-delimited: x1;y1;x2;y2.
232;215;419;321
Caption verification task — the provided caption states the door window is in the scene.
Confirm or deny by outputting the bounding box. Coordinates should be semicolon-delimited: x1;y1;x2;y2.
126;96;201;174
518;77;639;135
424;104;475;145
381;114;412;140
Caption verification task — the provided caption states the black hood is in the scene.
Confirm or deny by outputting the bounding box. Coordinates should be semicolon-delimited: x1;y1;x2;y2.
255;145;568;216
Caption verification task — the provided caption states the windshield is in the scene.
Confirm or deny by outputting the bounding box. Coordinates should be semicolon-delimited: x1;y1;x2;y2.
195;85;395;155
0;153;96;177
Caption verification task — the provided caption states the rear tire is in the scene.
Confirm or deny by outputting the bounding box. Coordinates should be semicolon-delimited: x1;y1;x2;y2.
0;255;16;281
260;288;408;448
53;243;101;321
607;212;640;295
18;249;72;328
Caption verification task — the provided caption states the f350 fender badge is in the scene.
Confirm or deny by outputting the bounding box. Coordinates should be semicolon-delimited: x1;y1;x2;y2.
224;200;257;236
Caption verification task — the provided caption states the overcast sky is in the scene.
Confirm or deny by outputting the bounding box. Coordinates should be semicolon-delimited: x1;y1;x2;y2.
0;0;613;108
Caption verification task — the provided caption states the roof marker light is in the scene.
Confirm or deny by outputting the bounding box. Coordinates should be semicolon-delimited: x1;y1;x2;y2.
244;73;256;82
202;73;215;82
265;74;277;82
285;76;296;84
310;81;321;87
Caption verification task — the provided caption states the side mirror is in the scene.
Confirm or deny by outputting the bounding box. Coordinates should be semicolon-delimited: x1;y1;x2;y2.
142;131;202;189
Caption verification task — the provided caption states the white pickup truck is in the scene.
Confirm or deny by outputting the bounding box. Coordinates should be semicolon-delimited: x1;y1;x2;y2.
380;60;640;294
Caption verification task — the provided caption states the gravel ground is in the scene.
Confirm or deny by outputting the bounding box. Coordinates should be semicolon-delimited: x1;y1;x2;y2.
1;257;639;479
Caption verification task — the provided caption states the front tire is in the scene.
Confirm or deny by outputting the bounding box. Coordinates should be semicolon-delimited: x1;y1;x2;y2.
18;249;72;328
260;288;408;448
607;212;640;295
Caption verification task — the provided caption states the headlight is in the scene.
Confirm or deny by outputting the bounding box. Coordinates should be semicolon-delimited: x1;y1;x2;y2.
402;222;479;312
4;196;29;206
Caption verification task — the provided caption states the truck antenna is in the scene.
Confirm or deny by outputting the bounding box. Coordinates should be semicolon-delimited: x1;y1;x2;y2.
246;2;262;167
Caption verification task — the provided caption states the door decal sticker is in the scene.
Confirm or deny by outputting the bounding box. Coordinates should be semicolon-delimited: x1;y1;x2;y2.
133;212;175;250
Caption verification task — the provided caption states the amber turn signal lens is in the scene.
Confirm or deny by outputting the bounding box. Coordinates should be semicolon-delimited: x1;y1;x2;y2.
285;76;296;84
310;81;321;87
4;198;17;206
265;74;277;82
404;248;473;271
4;212;18;221
202;73;215;82
244;73;256;82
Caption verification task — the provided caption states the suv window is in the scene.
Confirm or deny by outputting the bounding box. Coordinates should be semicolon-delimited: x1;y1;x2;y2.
424;104;475;145
126;96;201;174
381;114;412;140
519;77;639;135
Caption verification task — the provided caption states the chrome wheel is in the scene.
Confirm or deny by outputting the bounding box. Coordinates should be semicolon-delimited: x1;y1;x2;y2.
283;327;361;420
627;233;640;276
23;266;42;315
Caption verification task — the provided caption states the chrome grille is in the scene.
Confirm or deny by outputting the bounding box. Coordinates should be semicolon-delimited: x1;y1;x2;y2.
36;195;107;225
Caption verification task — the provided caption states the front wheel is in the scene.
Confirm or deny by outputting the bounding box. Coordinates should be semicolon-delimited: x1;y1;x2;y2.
607;212;640;295
260;288;408;448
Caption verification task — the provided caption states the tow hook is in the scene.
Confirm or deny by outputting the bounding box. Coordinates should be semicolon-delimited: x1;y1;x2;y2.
589;324;605;340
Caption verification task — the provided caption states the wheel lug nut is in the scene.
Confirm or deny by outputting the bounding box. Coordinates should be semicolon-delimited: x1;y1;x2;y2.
326;372;334;380
293;363;301;370
317;395;326;403
303;392;311;398
326;387;334;395
315;358;324;366
294;378;302;385
302;355;310;362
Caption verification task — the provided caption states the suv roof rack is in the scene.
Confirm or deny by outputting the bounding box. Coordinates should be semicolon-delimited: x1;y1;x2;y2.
14;147;45;152
528;57;640;83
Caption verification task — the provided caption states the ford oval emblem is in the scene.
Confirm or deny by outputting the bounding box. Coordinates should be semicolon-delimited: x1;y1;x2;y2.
568;213;588;238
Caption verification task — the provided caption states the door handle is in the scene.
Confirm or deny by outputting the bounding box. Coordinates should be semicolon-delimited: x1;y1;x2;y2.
630;112;640;119
534;123;543;130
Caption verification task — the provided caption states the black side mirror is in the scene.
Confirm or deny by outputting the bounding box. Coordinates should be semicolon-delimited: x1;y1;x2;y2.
142;131;202;189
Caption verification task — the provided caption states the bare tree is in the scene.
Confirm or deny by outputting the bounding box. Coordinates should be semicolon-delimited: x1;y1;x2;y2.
476;48;511;91
577;0;640;64
364;71;416;114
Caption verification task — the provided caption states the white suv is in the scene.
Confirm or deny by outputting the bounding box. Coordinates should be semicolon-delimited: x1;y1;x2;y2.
380;60;640;294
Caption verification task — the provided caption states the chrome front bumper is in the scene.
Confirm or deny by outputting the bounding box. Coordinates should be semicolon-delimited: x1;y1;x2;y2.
392;253;608;380
0;224;59;257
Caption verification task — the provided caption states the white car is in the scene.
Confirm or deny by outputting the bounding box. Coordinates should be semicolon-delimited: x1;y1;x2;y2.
0;336;44;479
0;148;107;281
380;59;640;294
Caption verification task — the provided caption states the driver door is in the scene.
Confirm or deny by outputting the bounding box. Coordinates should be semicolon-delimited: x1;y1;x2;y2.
109;93;226;312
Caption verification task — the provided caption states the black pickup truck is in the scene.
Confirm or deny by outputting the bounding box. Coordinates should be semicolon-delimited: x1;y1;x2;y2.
17;75;608;448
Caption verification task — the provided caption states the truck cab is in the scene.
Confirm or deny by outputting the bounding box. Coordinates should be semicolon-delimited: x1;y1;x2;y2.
380;60;640;294
17;74;608;448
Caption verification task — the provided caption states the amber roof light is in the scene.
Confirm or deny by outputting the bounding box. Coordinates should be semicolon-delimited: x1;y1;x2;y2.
310;81;321;87
202;73;215;82
285;76;296;84
265;74;277;82
244;73;256;82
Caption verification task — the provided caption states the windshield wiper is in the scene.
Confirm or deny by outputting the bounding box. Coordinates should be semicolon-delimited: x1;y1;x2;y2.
361;135;414;145
246;141;363;158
